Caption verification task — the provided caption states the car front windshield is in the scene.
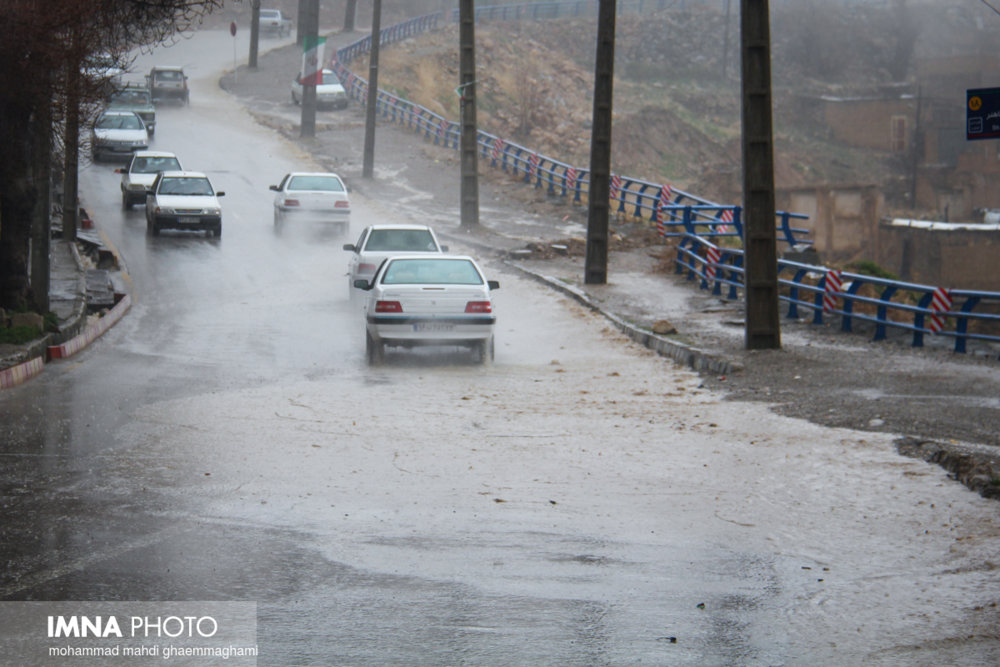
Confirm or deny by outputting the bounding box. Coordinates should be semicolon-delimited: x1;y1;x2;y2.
159;177;213;196
97;114;143;130
364;229;436;252
287;175;344;192
321;72;341;86
381;259;483;285
133;157;181;174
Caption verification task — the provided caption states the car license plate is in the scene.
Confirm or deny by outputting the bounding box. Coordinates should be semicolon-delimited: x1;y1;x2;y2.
414;323;453;332
178;216;200;224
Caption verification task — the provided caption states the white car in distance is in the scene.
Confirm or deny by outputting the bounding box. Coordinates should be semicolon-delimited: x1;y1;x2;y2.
355;255;499;365
91;110;148;161
343;224;448;299
116;151;182;209
145;171;225;237
270;172;350;235
291;69;348;109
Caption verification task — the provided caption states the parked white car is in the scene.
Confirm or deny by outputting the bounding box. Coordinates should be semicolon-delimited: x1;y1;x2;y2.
291;69;348;109
145;171;225;237
116;151;182;209
355;255;499;365
343;224;447;299
91;110;148;161
259;8;293;36
270;172;350;235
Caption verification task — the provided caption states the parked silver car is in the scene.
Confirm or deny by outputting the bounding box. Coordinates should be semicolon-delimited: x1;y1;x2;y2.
291;69;348;109
259;8;293;36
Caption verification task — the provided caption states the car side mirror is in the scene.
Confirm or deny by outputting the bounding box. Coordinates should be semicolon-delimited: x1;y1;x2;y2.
114;168;124;174
488;280;500;290
353;279;370;290
216;192;226;197
269;185;279;191
342;244;355;252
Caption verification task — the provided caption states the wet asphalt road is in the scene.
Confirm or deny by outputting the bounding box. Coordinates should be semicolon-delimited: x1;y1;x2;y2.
2;28;1000;666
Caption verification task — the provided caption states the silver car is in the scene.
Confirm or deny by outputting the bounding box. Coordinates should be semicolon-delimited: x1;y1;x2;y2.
355;255;499;365
91;110;148;161
116;151;182;209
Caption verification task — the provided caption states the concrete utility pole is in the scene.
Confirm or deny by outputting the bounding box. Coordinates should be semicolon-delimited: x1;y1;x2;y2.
585;0;616;285
459;0;479;229
299;0;319;137
740;0;781;350
362;0;382;178
344;0;358;32
249;0;260;69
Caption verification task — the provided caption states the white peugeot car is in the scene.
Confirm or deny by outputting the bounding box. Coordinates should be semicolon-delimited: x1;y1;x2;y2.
270;172;350;235
145;171;225;237
116;150;182;209
355;255;499;365
343;224;447;300
291;69;348;108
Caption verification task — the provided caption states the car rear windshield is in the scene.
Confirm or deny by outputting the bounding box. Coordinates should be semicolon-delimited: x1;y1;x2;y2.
287;175;344;192
133;156;181;174
155;70;183;81
159;177;213;196
381;259;483;285
364;229;437;252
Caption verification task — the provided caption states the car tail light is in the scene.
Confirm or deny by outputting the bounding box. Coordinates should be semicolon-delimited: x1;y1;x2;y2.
358;263;377;274
335;200;349;209
376;300;403;313
283;198;300;207
465;301;492;313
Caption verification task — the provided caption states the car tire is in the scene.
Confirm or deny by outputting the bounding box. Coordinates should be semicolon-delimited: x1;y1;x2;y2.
151;221;160;236
365;330;384;366
291;91;299;105
122;192;132;210
476;336;494;366
213;224;222;238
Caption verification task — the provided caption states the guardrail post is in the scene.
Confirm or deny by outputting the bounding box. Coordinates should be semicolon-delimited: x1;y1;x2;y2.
787;268;807;319
873;285;899;342
954;295;979;354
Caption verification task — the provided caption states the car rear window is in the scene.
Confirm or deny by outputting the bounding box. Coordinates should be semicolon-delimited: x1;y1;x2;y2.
382;259;483;285
364;229;437;252
287;175;344;192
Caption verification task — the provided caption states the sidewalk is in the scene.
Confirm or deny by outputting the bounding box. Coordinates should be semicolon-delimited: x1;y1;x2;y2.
0;226;128;389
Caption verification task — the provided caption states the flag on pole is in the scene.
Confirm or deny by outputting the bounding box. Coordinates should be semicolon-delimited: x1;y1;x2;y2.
300;35;326;85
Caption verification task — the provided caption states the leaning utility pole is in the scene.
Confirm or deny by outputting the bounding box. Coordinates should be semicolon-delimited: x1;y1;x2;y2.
740;0;781;350
584;0;616;285
344;0;358;32
362;0;382;178
459;0;479;229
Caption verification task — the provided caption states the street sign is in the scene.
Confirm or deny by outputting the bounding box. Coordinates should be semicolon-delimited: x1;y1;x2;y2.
230;21;237;37
967;87;1000;140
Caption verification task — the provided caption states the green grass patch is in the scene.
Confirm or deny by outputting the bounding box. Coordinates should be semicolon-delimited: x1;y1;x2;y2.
0;325;42;345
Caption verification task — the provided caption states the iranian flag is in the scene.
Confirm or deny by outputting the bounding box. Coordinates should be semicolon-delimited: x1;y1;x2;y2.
300;35;326;85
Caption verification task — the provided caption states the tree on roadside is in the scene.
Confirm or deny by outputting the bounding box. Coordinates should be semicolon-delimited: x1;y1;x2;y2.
0;0;222;315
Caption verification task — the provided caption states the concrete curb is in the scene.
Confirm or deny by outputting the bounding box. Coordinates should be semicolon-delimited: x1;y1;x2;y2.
47;294;132;360
506;261;739;377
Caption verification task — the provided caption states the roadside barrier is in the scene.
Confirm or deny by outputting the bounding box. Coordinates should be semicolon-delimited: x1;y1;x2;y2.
326;4;1000;357
676;231;1000;356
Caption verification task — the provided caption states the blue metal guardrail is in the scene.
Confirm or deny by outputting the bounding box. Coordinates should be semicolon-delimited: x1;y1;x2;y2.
674;225;1000;356
328;4;811;248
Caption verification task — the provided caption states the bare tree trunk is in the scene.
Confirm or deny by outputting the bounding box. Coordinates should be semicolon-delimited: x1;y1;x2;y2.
0;98;35;312
31;79;52;314
344;0;357;32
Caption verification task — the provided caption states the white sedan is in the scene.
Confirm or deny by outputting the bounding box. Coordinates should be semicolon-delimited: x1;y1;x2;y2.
355;255;499;365
270;172;350;235
145;170;225;237
91;110;148;161
290;69;348;109
343;224;447;300
116;150;182;209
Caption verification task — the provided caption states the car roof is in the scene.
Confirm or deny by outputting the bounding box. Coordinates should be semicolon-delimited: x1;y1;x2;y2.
383;254;476;263
151;65;184;72
287;171;342;178
158;170;209;179
365;224;435;232
132;150;178;158
100;109;141;116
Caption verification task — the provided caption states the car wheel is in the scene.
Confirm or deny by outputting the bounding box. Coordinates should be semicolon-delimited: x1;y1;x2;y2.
122;192;132;210
476;336;494;366
365;330;384;366
291;91;299;105
151;221;160;236
213;224;222;238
